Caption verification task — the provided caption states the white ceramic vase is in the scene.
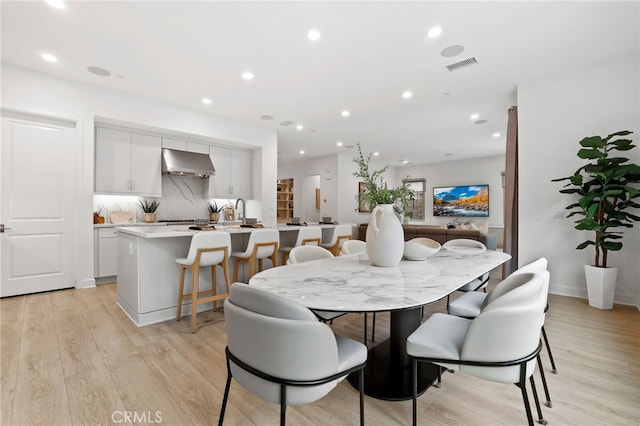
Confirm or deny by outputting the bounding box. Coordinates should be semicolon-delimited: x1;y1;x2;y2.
584;265;617;310
366;204;405;267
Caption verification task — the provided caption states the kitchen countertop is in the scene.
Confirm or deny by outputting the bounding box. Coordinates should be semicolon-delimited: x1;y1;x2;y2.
94;222;168;228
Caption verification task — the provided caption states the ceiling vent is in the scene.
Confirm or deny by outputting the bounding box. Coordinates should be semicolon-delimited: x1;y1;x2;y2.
446;57;478;72
279;120;295;127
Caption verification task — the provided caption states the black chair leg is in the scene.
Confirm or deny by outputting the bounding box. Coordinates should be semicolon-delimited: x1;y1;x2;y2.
280;384;287;426
359;368;365;426
542;326;558;374
412;359;418;426
218;360;233;426
537;355;553;407
530;375;548;425
518;365;535;426
371;312;376;341
435;365;442;388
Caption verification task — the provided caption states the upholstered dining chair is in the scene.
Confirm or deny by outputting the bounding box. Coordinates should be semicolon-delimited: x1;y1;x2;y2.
230;228;279;282
339;239;367;256
288;244;334;265
442;239;490;309
176;231;231;333
219;283;368;426
321;224;352;256
279;226;322;265
447;257;556;407
407;271;549;426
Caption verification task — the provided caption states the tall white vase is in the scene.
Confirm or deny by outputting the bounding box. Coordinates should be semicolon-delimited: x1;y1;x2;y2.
366;204;405;267
584;265;617;310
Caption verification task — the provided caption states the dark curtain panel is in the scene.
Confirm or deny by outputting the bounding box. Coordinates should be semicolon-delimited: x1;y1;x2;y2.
503;106;519;276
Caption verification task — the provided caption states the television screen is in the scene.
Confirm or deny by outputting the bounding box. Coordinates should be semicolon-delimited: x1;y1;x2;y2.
433;185;489;217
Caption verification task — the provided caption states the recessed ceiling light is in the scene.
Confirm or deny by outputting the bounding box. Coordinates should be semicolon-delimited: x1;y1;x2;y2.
427;26;442;38
373;152;379;157
299;150;305;154
441;45;465;58
470;113;479;120
42;53;58;63
341;110;350;117
402;91;413;100
296;124;304;130
242;71;254;80
336;141;343;147
45;0;66;9
202;98;212;105
493;132;501;138
87;66;111;76
307;29;321;41
402;160;409;164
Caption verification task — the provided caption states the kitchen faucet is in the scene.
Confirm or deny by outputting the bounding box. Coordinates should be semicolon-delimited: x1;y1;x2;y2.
235;198;245;224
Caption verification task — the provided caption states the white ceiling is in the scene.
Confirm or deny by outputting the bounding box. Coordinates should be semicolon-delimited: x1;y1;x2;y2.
2;1;638;166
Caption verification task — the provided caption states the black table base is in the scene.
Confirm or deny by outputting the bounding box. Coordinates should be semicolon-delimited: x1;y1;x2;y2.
347;306;440;401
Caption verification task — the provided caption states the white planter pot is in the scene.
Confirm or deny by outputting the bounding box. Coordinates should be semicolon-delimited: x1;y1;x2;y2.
584;265;617;310
366;204;404;267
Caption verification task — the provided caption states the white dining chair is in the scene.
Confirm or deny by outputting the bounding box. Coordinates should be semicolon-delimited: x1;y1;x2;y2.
321;224;352;256
176;231;232;333
230;229;279;282
448;257;556;407
280;226;322;265
339;239;367;256
407;270;549;426
219;283;367;426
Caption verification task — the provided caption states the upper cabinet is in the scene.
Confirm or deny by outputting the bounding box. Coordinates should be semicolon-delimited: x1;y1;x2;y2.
207;146;252;199
161;138;210;154
95;127;162;196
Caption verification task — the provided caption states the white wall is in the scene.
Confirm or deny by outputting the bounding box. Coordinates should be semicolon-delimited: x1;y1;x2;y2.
399;155;505;231
1;64;278;289
518;56;640;306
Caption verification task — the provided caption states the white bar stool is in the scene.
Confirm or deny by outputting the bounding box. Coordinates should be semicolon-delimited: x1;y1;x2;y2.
231;228;279;282
280;226;322;264
176;232;232;333
321;224;352;256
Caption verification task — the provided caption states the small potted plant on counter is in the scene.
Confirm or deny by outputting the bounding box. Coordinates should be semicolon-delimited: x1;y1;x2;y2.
208;201;224;223
139;199;160;223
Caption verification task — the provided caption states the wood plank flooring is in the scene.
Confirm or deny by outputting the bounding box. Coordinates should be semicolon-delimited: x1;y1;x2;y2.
1;281;638;425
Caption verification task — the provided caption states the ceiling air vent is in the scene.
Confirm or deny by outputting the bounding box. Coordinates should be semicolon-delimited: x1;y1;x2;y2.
279;120;295;127
446;57;478;72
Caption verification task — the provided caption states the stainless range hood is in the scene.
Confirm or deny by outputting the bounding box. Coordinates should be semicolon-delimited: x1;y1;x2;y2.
161;148;215;178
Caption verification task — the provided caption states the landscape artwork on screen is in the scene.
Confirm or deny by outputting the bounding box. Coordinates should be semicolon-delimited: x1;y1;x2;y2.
433;185;489;217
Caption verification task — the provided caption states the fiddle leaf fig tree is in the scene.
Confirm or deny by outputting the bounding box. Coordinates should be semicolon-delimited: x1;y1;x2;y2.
552;130;640;268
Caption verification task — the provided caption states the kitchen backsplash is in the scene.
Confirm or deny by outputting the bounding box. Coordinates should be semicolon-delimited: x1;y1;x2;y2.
94;176;259;223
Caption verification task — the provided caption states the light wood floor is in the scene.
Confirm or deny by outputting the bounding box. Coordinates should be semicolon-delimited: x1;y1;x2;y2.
1;280;638;425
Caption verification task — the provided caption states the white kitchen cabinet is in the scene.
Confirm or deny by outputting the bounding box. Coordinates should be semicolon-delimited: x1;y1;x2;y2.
95;127;162;196
161;138;209;154
206;146;252;199
94;227;117;280
187;142;210;154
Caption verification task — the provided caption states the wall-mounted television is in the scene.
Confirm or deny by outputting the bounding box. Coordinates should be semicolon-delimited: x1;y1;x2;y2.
433;185;489;217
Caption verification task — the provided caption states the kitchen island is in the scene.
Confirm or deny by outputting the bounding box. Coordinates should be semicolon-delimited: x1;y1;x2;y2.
116;223;351;326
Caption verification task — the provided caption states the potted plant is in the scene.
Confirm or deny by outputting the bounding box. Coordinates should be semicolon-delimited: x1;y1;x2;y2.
208;201;224;223
552;130;640;309
353;143;414;267
138;198;160;223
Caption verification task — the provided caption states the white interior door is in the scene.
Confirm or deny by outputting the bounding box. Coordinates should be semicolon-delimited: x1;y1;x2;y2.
1;116;77;297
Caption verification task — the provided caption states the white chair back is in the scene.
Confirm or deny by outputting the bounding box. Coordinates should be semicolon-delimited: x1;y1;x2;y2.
295;226;322;246
183;232;231;266
483;257;548;308
325;224;352;246
340;240;367;255
289;245;334;264
244;229;279;258
224;283;341;405
443;238;487;249
461;271;548;383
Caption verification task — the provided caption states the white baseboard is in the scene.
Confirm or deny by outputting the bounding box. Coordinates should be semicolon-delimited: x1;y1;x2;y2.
550;283;639;308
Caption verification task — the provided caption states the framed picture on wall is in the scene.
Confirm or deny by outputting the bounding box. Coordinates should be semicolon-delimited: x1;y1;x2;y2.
358;182;372;212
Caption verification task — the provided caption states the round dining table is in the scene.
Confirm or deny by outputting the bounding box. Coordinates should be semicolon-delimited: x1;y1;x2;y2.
249;245;511;401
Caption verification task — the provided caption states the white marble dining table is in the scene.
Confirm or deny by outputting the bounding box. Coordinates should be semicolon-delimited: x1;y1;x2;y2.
249;246;511;400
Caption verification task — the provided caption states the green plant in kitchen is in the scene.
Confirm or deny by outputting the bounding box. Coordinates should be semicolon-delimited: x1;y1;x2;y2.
552;130;640;268
208;200;224;214
352;142;414;212
138;198;160;213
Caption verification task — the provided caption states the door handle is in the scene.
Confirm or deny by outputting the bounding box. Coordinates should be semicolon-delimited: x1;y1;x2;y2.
0;224;11;233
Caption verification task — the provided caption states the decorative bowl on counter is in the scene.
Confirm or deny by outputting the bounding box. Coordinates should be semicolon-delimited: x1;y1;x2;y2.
244;217;258;225
403;238;441;261
194;218;210;226
322;216;332;223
